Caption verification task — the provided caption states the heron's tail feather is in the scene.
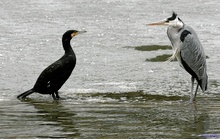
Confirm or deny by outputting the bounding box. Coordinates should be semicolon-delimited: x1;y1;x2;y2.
17;89;34;99
198;74;208;92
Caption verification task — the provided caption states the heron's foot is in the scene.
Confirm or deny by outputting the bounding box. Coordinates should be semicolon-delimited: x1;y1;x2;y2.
166;56;174;62
189;97;197;104
166;48;179;62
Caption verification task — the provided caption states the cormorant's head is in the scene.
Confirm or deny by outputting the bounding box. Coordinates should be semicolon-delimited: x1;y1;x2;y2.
147;11;184;28
62;30;87;42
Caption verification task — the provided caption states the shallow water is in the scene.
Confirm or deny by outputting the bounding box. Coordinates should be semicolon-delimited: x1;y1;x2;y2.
1;0;220;138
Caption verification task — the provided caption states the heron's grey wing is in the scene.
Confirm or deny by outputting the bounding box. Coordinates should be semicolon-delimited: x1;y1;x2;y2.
179;30;206;80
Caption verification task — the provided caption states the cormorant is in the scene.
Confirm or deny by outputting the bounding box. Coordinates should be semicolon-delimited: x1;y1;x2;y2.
17;30;86;100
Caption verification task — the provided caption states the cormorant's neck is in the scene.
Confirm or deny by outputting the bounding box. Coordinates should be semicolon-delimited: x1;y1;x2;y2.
62;40;74;54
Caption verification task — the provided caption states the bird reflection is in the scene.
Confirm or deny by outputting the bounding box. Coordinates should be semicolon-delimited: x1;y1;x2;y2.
24;99;80;138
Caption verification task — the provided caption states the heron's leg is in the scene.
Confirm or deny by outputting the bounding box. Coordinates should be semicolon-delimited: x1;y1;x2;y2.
166;48;179;62
189;77;195;103
193;83;199;101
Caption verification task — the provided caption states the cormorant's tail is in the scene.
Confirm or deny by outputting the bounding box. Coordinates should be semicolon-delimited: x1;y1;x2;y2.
17;89;34;99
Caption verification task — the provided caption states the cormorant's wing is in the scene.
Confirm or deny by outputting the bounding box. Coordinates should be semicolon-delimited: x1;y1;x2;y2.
33;60;64;88
41;56;74;80
34;56;75;90
43;60;64;76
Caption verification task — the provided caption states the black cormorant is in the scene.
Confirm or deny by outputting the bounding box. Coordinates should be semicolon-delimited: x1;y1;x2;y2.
17;30;86;100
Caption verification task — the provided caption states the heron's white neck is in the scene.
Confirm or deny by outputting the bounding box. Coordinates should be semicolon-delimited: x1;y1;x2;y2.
167;25;183;49
167;17;184;43
166;17;184;29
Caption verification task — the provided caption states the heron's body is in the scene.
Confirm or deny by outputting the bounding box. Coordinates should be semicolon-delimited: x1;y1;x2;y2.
17;30;86;100
167;24;208;90
148;12;208;103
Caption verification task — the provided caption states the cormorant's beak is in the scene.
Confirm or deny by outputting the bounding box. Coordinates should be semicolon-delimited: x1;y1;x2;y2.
147;21;167;26
71;31;87;37
77;31;87;35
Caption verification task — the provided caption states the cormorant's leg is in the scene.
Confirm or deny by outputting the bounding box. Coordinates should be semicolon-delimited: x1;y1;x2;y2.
189;77;195;103
55;92;60;99
193;83;199;101
51;93;57;100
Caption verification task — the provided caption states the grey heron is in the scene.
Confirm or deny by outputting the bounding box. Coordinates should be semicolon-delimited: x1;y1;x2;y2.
147;12;208;103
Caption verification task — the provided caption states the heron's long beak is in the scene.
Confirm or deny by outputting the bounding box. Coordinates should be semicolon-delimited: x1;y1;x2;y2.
147;21;167;26
71;31;87;37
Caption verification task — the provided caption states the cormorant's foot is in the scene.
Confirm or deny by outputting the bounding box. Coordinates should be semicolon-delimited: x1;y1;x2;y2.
53;96;66;100
52;92;62;100
17;97;29;101
53;98;60;100
17;96;26;100
58;97;66;100
55;96;60;100
55;92;60;99
51;95;61;100
51;93;57;100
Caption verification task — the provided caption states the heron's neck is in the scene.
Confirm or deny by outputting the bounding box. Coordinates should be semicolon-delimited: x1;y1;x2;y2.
167;26;183;48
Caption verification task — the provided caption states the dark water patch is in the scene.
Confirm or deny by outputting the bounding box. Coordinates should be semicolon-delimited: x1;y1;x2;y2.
135;45;172;51
146;54;177;62
125;45;172;51
77;90;187;102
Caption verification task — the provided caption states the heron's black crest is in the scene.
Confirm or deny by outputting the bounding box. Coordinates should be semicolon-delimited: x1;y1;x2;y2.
167;12;177;21
180;30;191;42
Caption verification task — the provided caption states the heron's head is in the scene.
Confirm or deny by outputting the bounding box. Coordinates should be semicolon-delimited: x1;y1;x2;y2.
147;11;184;28
62;30;87;42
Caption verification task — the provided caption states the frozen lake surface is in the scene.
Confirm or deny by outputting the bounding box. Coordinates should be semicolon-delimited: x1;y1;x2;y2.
0;0;220;138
